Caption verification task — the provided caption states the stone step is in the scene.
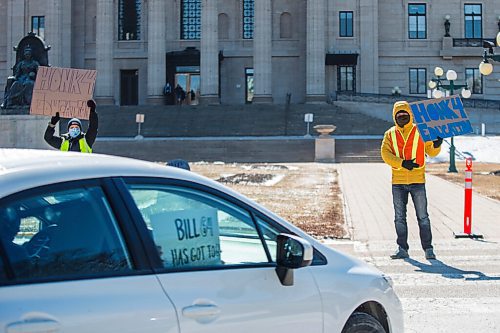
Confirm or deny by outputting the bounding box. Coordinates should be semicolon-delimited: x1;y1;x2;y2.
75;104;393;137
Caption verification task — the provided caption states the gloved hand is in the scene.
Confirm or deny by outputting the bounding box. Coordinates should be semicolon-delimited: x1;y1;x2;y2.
402;158;420;171
50;112;60;125
87;99;96;113
433;136;443;148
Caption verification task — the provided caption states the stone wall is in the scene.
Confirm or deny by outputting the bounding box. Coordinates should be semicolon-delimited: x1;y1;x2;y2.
0;115;56;149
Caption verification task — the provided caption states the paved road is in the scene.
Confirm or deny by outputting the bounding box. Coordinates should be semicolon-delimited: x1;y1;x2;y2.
331;163;500;333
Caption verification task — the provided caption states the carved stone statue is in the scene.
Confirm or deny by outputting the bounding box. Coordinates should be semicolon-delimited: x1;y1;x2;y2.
444;19;451;37
2;32;50;109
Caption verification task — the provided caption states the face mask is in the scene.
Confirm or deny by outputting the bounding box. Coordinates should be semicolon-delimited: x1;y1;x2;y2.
69;127;81;138
396;114;410;127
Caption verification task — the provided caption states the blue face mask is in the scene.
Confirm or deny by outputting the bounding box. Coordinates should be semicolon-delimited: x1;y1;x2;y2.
68;127;81;138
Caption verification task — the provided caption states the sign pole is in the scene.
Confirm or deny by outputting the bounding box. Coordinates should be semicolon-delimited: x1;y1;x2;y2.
304;113;313;137
135;113;145;140
454;158;483;239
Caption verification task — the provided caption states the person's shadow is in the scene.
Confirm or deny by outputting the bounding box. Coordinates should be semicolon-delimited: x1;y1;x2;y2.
404;257;500;281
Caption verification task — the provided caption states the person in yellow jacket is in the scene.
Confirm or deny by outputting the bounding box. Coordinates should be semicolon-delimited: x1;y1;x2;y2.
44;100;97;153
381;101;443;260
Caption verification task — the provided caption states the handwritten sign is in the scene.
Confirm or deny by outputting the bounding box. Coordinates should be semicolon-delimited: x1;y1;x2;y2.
150;208;221;268
30;66;97;120
409;95;473;142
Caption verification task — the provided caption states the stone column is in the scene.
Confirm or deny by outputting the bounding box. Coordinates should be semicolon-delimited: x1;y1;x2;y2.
200;0;219;104
252;0;273;103
6;0;25;73
147;0;167;105
306;0;326;103
359;0;379;93
95;0;114;104
46;0;61;66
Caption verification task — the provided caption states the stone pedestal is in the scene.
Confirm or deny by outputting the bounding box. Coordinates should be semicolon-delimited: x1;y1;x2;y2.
315;137;335;162
314;124;336;162
0;115;56;149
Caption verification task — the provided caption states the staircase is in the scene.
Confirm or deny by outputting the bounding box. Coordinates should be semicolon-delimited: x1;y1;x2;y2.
76;103;392;163
89;103;392;138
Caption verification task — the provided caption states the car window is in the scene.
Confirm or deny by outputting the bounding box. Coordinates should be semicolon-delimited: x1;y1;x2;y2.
0;186;133;282
126;184;270;269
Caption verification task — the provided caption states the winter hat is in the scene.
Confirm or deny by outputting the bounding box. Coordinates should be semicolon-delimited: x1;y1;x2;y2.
67;118;82;130
167;159;191;171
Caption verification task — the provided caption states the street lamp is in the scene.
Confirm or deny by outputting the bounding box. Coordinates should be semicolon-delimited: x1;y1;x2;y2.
479;31;500;75
428;67;472;173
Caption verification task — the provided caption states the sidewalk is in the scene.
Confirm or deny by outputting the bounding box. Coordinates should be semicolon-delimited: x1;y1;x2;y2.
337;163;500;243
335;163;500;333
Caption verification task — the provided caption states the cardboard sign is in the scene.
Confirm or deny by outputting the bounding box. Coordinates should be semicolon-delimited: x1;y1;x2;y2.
30;66;97;120
150;208;221;268
409;95;473;142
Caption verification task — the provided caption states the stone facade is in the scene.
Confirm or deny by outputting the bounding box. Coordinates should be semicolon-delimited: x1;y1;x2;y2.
0;0;499;105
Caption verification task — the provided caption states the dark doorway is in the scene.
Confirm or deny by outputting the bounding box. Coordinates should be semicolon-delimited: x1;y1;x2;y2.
120;70;138;105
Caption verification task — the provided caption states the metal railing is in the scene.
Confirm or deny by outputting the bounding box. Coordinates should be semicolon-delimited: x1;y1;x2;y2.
452;38;496;47
335;91;500;110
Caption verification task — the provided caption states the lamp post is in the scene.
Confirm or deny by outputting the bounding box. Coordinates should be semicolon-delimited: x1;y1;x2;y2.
478;31;500;75
428;67;472;173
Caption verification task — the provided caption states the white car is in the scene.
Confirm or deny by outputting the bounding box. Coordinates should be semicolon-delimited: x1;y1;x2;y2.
0;149;403;333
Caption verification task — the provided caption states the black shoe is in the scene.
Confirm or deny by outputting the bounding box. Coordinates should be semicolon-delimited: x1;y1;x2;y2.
425;248;436;260
390;248;409;259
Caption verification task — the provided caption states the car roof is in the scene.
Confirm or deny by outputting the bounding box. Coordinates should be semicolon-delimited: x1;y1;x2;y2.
0;149;216;197
0;148;314;242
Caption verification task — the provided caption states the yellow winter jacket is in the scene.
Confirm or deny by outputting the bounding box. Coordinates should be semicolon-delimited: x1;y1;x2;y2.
381;101;441;184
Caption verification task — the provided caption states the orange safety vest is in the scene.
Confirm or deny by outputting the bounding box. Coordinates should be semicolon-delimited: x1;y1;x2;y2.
389;125;425;170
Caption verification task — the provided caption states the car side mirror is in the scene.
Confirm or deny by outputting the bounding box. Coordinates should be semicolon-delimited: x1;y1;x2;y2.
275;233;313;286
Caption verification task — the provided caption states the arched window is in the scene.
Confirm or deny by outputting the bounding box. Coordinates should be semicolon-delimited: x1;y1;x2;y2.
181;0;201;40
218;13;229;40
118;0;142;40
280;12;292;39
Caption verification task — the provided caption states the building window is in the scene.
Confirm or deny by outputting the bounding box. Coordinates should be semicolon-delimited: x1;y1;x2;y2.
339;11;353;37
337;66;355;92
118;0;141;40
466;68;482;94
409;68;427;94
181;0;201;40
243;0;254;39
31;16;45;39
408;4;426;39
245;68;254;103
464;4;482;38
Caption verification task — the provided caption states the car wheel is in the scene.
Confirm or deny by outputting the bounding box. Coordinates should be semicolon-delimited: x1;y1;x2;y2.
341;312;386;333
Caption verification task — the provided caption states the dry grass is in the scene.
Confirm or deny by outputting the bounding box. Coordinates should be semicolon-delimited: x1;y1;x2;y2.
191;163;346;239
426;162;500;201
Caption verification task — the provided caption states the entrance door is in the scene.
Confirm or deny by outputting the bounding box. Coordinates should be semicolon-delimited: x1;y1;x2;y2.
120;70;139;105
245;68;254;103
175;72;200;105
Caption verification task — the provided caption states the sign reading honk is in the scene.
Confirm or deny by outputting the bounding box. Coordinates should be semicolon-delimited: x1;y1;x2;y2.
409;95;473;142
30;66;97;120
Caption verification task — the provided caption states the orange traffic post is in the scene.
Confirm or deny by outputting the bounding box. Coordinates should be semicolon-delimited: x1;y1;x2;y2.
454;158;483;239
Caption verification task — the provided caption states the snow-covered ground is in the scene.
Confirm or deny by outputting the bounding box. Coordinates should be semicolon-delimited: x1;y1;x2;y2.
429;135;500;163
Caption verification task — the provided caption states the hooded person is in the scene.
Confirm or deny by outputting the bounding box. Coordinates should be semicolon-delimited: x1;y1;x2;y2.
44;99;98;153
381;101;443;260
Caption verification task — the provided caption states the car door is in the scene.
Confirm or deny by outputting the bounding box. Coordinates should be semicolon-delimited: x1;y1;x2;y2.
0;180;178;333
123;178;323;333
